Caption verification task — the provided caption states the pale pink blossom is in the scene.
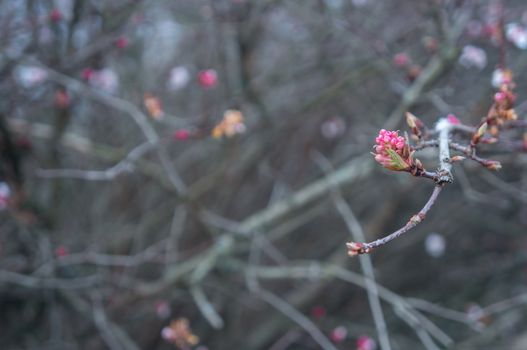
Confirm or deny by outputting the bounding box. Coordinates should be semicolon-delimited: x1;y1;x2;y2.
357;335;377;350
155;300;171;319
330;326;347;343
167;66;190;91
321;117;346;139
161;327;175;341
506;23;527;49
88;68;119;93
459;45;487;70
15;66;48;88
425;233;446;258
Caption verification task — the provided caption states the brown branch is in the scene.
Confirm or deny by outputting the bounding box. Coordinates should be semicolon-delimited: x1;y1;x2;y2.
346;185;443;255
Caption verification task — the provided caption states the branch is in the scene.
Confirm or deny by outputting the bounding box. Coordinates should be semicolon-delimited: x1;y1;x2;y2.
435;118;453;184
36;142;153;180
313;151;391;350
346;185;443;255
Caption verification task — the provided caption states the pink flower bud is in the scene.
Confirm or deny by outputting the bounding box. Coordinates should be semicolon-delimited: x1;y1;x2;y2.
446;114;460;125
49;9;62;22
357;335;377;350
54;246;69;258
198;69;218;88
155;300;171;319
174;129;191;141
373;129;412;171
161;327;175;341
81;68;94;81
311;305;326;319
393;52;410;67
330;326;347;343
115;36;129;49
494;92;506;103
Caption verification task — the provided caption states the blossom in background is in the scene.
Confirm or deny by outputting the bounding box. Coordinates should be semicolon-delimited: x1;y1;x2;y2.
506;23;527;49
425;233;446;258
198;69;218;88
320;117;346;139
491;68;512;88
393;52;410;67
212;109;246;138
0;182;11;210
173;129;191;141
54;246;69;258
167;66;190;91
373;129;413;171
357;335;377;350
115;36;129;49
14;66;48;88
330;326;347;343
466;20;483;38
310;305;326;319
422;36;438;53
49;9;63;22
88;68;119;93
54;89;70;109
161;318;199;348
465;303;491;327
143;93;164;120
155;300;171;319
459;45;487;70
81;68;94;81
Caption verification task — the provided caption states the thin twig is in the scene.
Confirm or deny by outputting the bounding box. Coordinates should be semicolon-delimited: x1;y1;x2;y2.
347;185;443;255
36;142;153;180
313;151;392;350
190;285;224;329
256;288;339;350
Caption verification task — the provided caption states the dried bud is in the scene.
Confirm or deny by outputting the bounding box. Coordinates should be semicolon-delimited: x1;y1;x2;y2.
409;214;423;225
346;242;369;256
472;122;487;145
489;125;499;136
503;109;518;121
406;65;421;82
485;160;502;171
476;122;488;138
405;112;417;129
450;155;465;163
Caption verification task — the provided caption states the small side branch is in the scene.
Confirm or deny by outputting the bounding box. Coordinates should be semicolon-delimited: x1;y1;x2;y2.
435;118;453;184
347;185;443;255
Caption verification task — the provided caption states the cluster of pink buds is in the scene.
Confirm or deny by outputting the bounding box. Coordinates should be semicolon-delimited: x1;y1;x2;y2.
373;129;416;172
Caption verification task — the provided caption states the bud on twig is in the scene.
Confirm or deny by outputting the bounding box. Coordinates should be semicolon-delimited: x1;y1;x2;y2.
471;122;487;146
450;155;465;163
484;160;502;171
346;242;369;256
405;112;422;139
